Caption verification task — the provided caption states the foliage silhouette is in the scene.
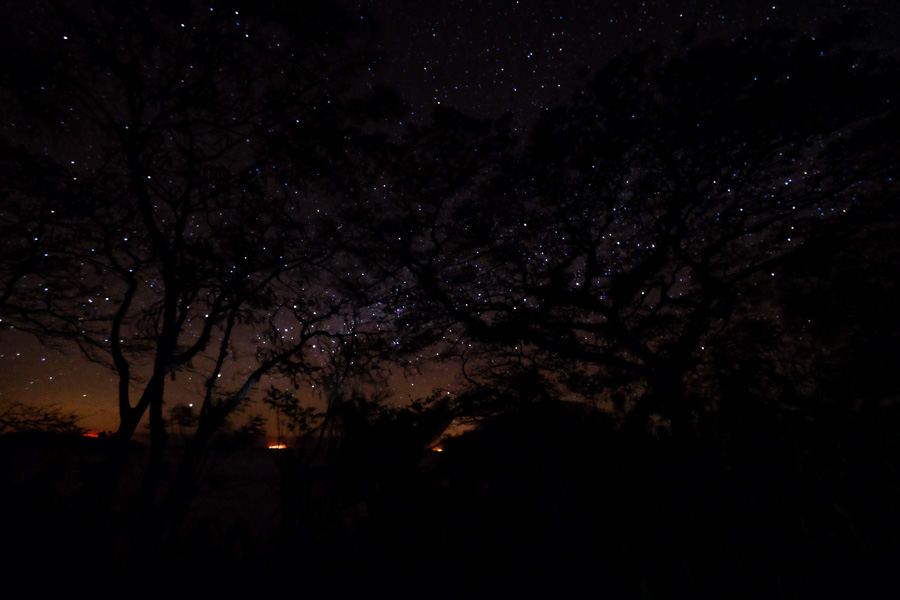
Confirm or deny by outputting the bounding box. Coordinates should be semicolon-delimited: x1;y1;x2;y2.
0;401;84;436
350;21;899;435
0;0;397;510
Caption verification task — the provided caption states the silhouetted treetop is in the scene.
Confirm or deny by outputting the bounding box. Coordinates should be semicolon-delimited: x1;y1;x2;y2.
0;0;396;507
349;22;899;433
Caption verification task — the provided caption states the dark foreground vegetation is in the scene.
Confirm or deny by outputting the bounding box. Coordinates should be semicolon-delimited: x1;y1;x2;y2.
2;395;899;598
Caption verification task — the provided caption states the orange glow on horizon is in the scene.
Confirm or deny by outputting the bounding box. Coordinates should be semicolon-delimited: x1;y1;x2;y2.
268;443;288;450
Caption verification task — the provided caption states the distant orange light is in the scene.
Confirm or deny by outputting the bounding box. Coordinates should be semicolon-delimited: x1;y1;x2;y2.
432;446;443;452
83;431;100;438
268;444;288;450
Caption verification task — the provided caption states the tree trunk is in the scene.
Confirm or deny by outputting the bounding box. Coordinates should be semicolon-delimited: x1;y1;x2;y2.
141;390;169;506
160;411;224;548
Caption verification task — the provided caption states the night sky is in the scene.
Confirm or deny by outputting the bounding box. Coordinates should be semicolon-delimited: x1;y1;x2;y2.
1;0;897;435
369;0;899;120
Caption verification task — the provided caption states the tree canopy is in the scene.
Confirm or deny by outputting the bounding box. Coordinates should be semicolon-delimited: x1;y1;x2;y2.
349;23;899;434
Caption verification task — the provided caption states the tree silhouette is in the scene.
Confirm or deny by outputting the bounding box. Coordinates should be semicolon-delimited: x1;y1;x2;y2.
0;401;83;435
0;0;394;504
352;22;899;434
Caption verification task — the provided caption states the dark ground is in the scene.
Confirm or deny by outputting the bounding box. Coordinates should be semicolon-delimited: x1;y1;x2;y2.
2;400;899;598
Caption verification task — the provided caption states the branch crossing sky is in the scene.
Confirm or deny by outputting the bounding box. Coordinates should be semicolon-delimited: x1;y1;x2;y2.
0;0;896;433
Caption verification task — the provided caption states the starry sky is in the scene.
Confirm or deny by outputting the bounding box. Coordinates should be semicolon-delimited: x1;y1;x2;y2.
1;0;896;435
368;0;898;122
